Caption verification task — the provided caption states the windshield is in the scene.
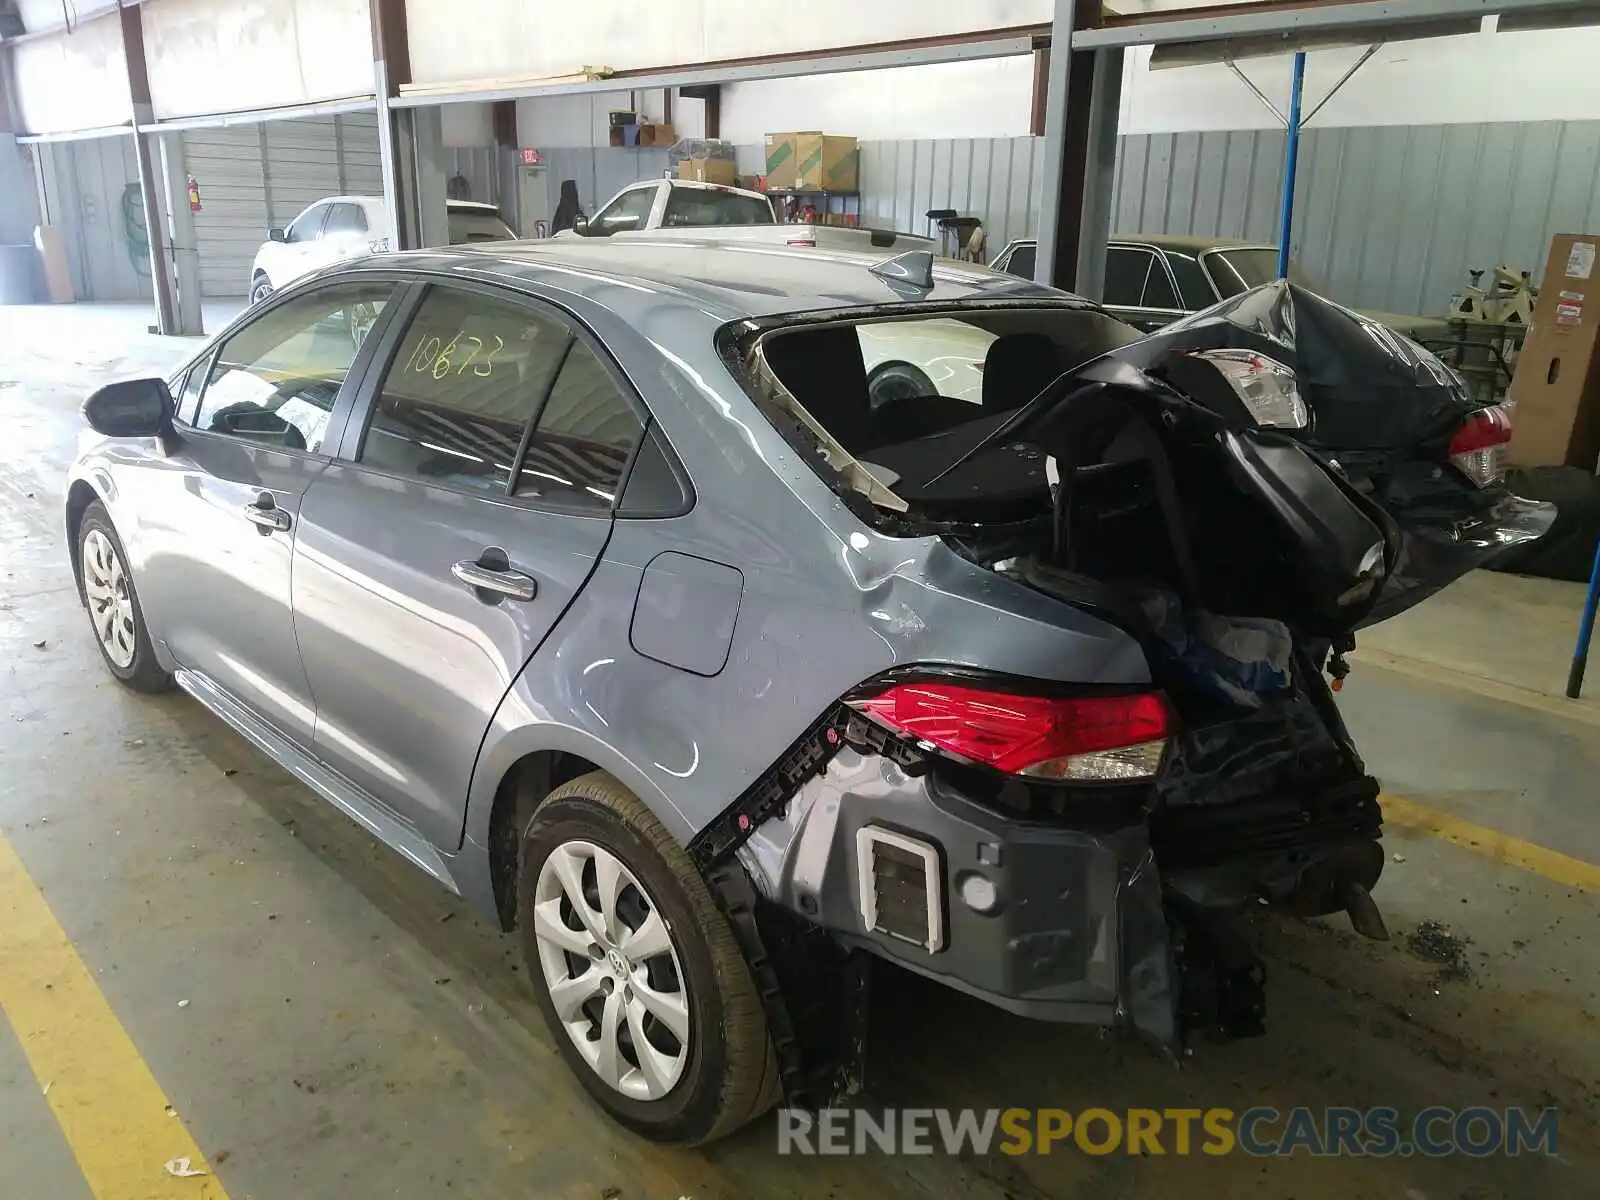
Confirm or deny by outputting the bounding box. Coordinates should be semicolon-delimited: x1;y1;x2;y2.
448;209;518;244
750;307;1139;513
662;188;773;227
1207;248;1319;297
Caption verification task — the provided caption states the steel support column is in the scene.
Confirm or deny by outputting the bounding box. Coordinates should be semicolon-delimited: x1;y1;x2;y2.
1036;0;1111;293
157;132;203;335
370;0;411;248
1074;47;1123;300
120;2;177;333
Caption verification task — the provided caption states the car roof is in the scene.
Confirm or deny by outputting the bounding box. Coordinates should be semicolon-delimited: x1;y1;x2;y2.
662;179;770;202
364;239;1075;322
1006;233;1275;254
298;196;500;215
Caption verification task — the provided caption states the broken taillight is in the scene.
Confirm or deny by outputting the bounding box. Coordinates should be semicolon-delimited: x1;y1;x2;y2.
848;682;1172;782
1446;404;1512;487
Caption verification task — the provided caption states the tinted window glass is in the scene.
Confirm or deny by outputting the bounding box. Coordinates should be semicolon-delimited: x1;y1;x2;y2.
593;187;655;236
361;287;571;494
285;204;328;244
324;203;368;234
196;284;392;452
1143;259;1180;309
1165;251;1214;309
1103;247;1154;307
661;188;772;227
174;350;214;425
515;341;643;508
617;425;689;518
447;208;518;243
1003;244;1036;279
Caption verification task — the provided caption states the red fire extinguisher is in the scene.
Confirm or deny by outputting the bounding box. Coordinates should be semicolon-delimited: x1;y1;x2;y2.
187;175;202;213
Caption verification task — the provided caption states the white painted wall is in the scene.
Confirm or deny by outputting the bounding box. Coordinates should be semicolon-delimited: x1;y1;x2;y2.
441;101;493;147
11;14;131;134
142;0;375;119
405;0;1051;85
721;56;1034;142
515;90;671;149
1120;26;1600;134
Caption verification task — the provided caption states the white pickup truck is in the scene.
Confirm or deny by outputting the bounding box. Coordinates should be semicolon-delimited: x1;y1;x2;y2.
558;178;935;254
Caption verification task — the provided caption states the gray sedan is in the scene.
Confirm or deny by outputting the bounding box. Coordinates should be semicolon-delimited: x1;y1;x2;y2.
66;241;1545;1143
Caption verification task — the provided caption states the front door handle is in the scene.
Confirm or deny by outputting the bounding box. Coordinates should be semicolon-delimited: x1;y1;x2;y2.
244;494;291;534
452;558;538;602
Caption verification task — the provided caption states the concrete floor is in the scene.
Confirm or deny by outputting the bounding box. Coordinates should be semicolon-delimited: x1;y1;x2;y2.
1;301;1596;1199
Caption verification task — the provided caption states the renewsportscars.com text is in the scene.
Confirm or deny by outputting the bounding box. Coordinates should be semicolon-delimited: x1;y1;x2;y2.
777;1106;1559;1158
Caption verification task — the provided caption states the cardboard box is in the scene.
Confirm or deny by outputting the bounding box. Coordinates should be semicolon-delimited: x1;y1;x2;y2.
637;122;675;148
763;132;858;193
1507;234;1600;470
677;157;737;186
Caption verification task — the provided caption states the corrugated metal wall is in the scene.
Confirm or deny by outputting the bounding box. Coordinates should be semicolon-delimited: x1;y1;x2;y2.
37;136;150;303
858;138;1046;257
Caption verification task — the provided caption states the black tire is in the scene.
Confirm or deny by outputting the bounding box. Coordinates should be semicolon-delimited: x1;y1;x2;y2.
517;771;778;1144
77;502;173;693
866;360;937;410
249;272;274;305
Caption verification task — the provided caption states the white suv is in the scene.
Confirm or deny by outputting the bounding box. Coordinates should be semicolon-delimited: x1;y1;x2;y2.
248;196;517;304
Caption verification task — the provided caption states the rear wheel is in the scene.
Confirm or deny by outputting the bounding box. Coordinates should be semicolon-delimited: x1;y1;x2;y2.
249;272;273;305
78;502;172;693
517;771;778;1144
867;360;936;410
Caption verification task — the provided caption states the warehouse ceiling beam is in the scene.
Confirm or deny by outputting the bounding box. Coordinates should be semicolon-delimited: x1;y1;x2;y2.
137;96;377;134
1074;0;1600;50
389;28;1044;108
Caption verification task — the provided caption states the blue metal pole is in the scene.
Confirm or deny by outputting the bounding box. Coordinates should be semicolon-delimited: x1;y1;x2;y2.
1277;51;1307;280
1567;535;1600;699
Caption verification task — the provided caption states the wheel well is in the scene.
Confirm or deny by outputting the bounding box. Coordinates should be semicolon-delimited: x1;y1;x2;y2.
64;481;99;593
486;749;602;931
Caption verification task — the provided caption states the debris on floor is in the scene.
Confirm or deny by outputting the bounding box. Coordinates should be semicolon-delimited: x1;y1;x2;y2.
163;1157;206;1178
1406;919;1473;981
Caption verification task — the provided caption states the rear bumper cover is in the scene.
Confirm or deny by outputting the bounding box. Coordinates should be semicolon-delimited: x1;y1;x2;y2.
736;746;1382;1050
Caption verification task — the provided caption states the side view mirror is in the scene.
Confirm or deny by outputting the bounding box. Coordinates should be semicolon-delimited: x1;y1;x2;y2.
268;227;287;242
83;378;175;439
571;213;588;235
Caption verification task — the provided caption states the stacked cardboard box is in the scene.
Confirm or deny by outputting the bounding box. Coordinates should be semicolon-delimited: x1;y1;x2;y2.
763;132;859;192
1508;234;1600;471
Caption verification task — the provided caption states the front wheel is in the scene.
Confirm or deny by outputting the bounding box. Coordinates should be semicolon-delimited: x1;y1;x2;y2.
78;502;172;692
249;272;273;305
517;771;778;1144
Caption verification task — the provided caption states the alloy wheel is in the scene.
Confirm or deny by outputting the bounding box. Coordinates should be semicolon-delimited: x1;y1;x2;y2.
532;840;691;1101
82;528;136;668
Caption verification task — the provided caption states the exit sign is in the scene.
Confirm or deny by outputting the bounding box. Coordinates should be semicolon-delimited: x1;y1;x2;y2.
520;148;543;166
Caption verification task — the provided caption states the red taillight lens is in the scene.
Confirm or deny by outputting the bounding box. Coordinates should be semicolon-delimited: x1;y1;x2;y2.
849;683;1171;782
1446;405;1512;487
786;238;817;247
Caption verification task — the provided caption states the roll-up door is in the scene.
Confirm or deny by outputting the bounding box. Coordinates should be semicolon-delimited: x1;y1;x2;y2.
185;115;384;299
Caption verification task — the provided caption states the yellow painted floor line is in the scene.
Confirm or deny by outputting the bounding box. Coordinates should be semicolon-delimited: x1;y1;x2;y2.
0;830;229;1199
1382;793;1599;893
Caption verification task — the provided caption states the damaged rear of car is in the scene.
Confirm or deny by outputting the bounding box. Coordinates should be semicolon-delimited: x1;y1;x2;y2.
697;275;1552;1073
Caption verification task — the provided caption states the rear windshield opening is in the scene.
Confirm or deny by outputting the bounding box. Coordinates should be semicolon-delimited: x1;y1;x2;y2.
448;209;518;244
756;308;1138;521
662;188;773;227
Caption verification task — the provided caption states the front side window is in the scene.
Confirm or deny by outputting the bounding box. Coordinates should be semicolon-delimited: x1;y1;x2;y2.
193;283;394;452
285;204;330;244
661;188;772;228
360;287;573;494
592;187;656;236
1142;259;1181;309
448;207;518;244
324;203;369;235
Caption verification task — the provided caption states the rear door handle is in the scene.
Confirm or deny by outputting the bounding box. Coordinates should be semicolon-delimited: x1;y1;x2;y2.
244;494;292;533
452;559;538;602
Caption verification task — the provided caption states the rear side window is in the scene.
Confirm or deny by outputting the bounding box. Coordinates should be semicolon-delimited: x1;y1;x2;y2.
1002;243;1036;279
515;341;643;508
1103;247;1155;307
1164;251;1214;309
1143;260;1180;309
662;188;772;227
361;287;570;494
